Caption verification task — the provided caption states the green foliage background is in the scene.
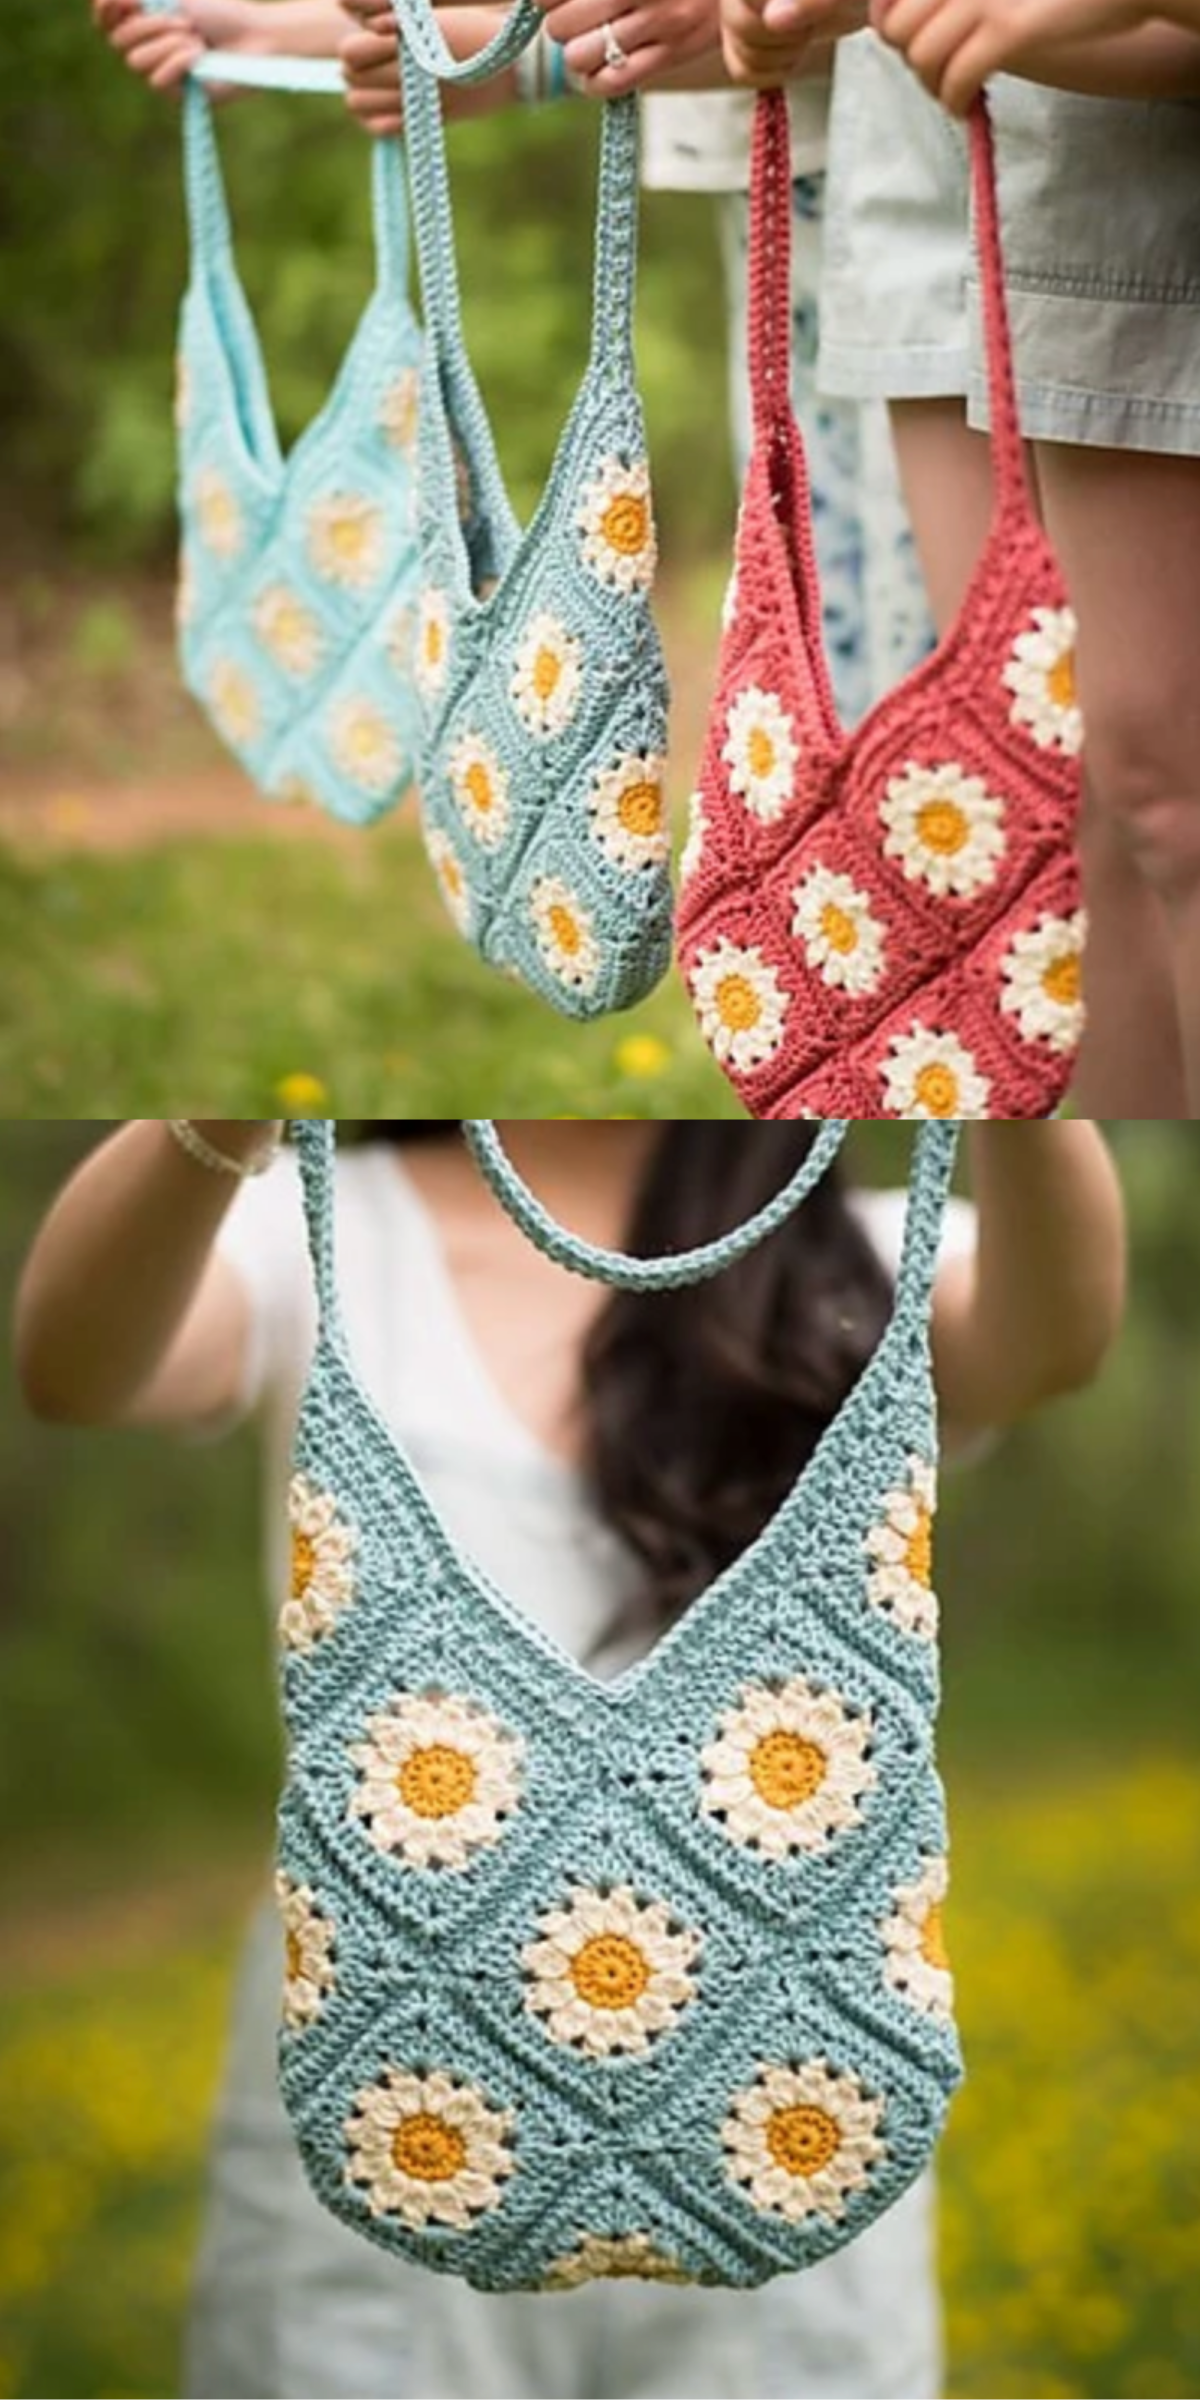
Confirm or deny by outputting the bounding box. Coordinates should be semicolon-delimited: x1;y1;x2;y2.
1;6;732;562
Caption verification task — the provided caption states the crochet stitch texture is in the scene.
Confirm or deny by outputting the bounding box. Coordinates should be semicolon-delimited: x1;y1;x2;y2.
174;73;422;822
676;92;1084;1119
275;1119;965;2291
397;20;674;1017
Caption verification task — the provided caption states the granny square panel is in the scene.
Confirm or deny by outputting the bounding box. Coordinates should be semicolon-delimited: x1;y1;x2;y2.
675;92;1084;1119
173;64;422;823
396;20;674;1017
275;1118;965;2291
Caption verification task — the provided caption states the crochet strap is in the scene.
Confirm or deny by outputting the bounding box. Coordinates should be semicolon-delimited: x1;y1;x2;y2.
967;93;1027;515
292;1119;341;1325
388;0;540;85
746;89;794;435
461;1121;850;1288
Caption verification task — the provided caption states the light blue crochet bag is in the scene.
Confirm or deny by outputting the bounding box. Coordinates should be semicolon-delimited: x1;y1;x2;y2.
167;40;423;821
275;1118;965;2291
392;6;674;1015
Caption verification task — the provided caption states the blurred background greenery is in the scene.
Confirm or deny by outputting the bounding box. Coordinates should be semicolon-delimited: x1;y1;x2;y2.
2;1122;1200;2400
1;7;740;1111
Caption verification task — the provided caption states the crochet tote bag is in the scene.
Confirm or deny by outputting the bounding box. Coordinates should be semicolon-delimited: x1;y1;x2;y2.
676;90;1084;1120
171;49;422;822
394;18;674;1017
275;1116;964;2292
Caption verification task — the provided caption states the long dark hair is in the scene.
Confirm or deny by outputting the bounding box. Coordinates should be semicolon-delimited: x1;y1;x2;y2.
359;1124;893;1631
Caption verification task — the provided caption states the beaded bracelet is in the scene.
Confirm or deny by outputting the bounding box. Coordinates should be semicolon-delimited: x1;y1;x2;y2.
166;1118;284;1178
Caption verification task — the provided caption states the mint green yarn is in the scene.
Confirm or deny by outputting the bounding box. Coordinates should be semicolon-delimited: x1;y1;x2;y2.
274;1121;965;2294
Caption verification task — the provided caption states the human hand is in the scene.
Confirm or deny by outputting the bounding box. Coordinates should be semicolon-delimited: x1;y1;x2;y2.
340;1;522;130
92;0;258;94
871;0;1148;107
537;0;720;94
720;0;864;87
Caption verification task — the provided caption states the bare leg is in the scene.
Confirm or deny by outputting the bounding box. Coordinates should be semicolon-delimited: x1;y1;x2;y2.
1035;442;1196;1117
890;403;1189;1117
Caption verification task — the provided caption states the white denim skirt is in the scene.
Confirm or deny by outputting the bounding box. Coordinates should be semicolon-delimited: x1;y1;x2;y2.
818;33;1200;456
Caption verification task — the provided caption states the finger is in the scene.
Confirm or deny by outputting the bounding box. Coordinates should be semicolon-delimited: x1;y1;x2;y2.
94;0;141;27
875;0;944;42
341;27;399;65
939;19;1002;106
906;0;980;74
148;37;205;83
345;91;404;128
345;55;403;90
581;35;674;85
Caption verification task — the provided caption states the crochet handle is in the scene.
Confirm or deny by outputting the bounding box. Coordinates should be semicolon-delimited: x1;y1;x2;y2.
460;1121;851;1289
968;94;1028;515
388;0;540;85
746;89;794;435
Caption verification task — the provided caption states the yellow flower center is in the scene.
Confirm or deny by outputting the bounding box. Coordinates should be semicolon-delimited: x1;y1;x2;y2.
905;1504;933;1587
532;646;562;701
348;716;384;760
291;1531;316;1600
570;1933;650;2011
913;1063;960;1117
767;2103;841;2179
424;618;444;666
747;727;776;782
548;904;582;957
397;1743;477;1820
392;2113;468;2183
916;797;969;856
285;1928;303;1982
1042;952;1081;1006
749;1730;827;1810
330;512;370;560
819;901;859;956
464;763;494;815
1048;650;1076;710
617;780;662;838
715;973;762;1033
600;493;649;557
441;855;464;900
920;1902;949;1973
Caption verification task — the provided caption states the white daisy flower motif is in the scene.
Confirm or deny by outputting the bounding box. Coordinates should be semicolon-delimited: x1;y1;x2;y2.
999;910;1086;1055
424;825;472;936
865;1457;939;1640
530;877;601;997
207;658;261;750
327;697;403;797
699;1676;877;1859
283;1474;358;1653
252;584;324;681
721;688;798;825
542;2233;693;2290
679;791;707;885
344;2066;516;2231
1002;605;1083;757
880;1025;992;1120
449;731;510;852
880;1855;954;2023
193;465;244;562
577;457;658;595
386;603;416;680
587;755;669;873
522;1885;701;2058
722;2060;887;2224
689;939;789;1076
306;492;386;593
348;1690;524;1872
879;761;1007;900
415;587;451;699
510;613;583;739
791;865;886;999
378;366;419;453
275;1869;337;2031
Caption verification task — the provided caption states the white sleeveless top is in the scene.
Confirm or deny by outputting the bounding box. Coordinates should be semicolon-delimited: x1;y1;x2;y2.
183;1146;976;2400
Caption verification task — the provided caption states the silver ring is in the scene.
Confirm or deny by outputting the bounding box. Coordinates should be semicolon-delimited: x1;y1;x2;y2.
601;19;629;67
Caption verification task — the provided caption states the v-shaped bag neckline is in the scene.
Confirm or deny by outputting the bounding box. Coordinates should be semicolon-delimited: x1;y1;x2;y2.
675;88;1084;1122
290;1118;960;1710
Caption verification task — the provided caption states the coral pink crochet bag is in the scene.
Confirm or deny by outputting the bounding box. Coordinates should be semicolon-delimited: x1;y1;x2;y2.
676;90;1084;1121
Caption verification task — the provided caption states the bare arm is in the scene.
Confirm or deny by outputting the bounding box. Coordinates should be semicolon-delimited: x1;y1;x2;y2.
930;1122;1125;1435
13;1122;282;1429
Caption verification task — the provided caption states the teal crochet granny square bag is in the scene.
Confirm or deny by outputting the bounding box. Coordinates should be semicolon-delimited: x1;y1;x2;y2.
172;56;422;822
395;9;674;1016
276;1120;965;2291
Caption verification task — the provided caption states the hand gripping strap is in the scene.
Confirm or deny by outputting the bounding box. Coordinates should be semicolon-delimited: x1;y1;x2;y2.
388;0;541;86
